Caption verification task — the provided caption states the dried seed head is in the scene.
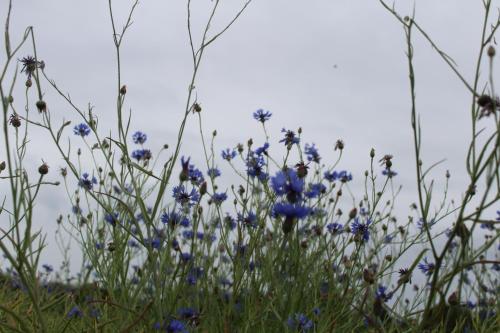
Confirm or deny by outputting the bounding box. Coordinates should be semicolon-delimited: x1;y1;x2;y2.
349;208;357;219
0;161;6;172
487;45;496;58
193;103;202;113
477;94;493;107
9;114;21;128
26;79;32;87
36;100;47;113
38;162;49;175
120;85;127;95
60;167;67;177
334;139;344;150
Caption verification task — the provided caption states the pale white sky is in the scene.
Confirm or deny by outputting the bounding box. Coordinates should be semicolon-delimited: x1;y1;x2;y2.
1;0;498;273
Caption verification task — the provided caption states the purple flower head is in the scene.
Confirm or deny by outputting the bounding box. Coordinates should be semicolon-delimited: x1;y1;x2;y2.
418;257;436;276
255;142;270;156
207;167;221;178
280;128;300;146
212;192;228;205
246;153;268;181
222;148;237;161
304;183;326;199
131;149;152;162
173;185;199;206
375;285;393;302
351;217;371;242
73;123;91;137
237;211;258;228
78;172;97;191
67;306;83;319
132;131;147;144
382;168;398;178
42;264;53;273
161;210;190;228
253;108;272;123
304;143;320;163
287;313;313;331
327;223;343;234
271;169;304;203
272;202;310;220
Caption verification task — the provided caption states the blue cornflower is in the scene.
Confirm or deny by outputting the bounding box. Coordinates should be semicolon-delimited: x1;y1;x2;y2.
104;212;119;226
67;306;83;319
166;319;188;333
178;307;199;320
255;142;270;156
246;153;268;181
271;169;304;203
78;172;97;191
212;192;228;205
196;231;204;240
128;239;139;248
382;168;398;178
95;242;104;250
253;108;272;123
304;183;326;199
326;223;343;234
132;131;147;144
416;218;436;231
418;257;436;276
280;128;300;146
207;167;221;178
225;214;237;230
287;313;313;331
188;165;204;185
324;170;353;183
161;210;190;228
182;230;194;239
181;252;192;262
73;123;91;137
375;285;392;302
351;217;371;242
173;185;199;206
480;222;494;231
237;211;258;228
304;143;320;163
273;202;310;220
131;149;152;162
42;264;53;273
222;148;237;161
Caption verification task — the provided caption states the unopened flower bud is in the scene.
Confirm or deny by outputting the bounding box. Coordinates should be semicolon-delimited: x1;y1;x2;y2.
38;162;49;175
370;148;375;158
193;103;202;112
26;79;32;87
487;45;496;58
120;85;127;95
36;100;47;113
349;208;357;219
0;161;5;172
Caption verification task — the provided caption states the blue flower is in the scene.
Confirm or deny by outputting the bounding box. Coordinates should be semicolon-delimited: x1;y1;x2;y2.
222;148;237;161
351;217;371;242
304;183;326;199
496;210;500;221
78;172;97;191
255;142;270;156
326;223;343;234
67;306;83;319
279;128;300;146
324;170;352;183
73;123;91;137
42;264;53;273
246;153;268;181
207;167;221;178
271;169;304;203
173;185;199;206
273;202;310;219
287;313;313;331
161;211;190;228
188;165;204;186
375;285;392;302
212;192;228;205
104;212;119;226
178;307;199;321
181;252;192;262
304;143;320;163
416;218;436;231
382;168;398;177
131;149;152;161
253;108;272;123
166;319;188;332
182;230;194;239
418;257;435;276
132;131;147;144
237;211;258;228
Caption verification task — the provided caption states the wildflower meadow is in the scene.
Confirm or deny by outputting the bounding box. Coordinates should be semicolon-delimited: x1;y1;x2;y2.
0;0;499;332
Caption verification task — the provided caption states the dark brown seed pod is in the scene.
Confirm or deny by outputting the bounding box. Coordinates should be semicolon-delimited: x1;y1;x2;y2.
38;162;49;175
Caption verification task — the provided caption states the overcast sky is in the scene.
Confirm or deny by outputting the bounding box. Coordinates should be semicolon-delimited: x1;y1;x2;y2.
1;0;498;273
